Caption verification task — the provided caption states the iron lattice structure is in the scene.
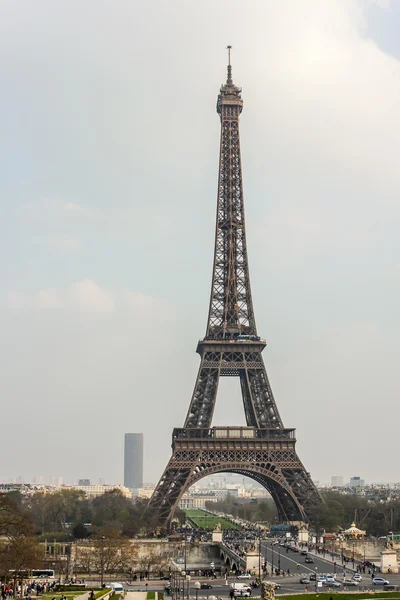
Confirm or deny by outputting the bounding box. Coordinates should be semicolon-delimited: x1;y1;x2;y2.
147;56;322;527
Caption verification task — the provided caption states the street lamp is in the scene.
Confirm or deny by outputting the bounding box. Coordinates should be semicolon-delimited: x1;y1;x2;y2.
194;581;201;600
186;575;191;600
271;542;274;575
181;571;186;600
314;567;318;594
100;535;105;588
278;546;281;574
184;536;187;573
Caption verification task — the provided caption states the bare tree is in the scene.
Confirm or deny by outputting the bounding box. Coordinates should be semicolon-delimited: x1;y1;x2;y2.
0;536;42;597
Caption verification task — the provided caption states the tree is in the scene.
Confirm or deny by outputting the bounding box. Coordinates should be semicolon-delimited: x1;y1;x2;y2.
72;522;90;539
78;534;138;582
0;493;31;539
91;490;131;531
0;536;42;597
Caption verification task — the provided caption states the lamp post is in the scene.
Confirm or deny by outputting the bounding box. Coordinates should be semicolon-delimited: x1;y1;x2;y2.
258;529;261;580
271;542;274;575
186;575;191;600
181;571;186;600
278;546;281;574
194;581;200;600
314;567;318;594
100;535;105;588
184;536;187;573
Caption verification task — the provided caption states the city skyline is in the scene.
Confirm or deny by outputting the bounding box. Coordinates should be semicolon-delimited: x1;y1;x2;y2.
2;1;400;485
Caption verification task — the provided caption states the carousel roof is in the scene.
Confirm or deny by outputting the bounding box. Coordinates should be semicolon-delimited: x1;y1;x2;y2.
344;522;366;534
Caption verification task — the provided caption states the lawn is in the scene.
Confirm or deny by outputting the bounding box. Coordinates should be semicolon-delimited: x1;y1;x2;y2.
184;509;239;530
40;594;86;600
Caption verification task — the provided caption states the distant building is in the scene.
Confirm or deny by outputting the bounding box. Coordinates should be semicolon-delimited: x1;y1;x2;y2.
72;484;132;498
331;476;344;487
78;479;91;486
350;476;365;487
124;433;143;489
179;493;218;510
133;486;155;499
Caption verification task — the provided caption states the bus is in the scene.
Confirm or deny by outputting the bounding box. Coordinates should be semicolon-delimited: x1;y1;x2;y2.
9;569;55;580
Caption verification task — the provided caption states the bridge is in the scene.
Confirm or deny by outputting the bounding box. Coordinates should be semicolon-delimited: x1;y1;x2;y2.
216;541;246;572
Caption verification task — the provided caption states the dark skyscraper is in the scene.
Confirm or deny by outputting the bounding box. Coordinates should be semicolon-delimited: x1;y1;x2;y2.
124;433;143;489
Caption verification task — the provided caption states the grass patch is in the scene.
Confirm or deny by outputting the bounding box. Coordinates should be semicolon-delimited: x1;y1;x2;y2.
41;594;86;600
184;509;239;530
147;593;156;599
94;589;111;599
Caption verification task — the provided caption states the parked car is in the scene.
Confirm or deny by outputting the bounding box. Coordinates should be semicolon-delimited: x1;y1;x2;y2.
160;576;171;581
382;585;399;590
343;579;358;586
200;584;213;589
301;550;308;556
372;578;390;585
299;577;310;584
305;557;314;564
237;574;251;580
324;581;341;588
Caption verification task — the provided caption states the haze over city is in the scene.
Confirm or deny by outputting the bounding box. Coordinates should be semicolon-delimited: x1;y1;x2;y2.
1;0;400;487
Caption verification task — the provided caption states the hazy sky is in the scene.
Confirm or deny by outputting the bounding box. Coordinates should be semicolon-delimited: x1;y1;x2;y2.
1;0;400;487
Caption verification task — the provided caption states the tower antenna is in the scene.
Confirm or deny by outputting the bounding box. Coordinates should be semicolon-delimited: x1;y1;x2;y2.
226;45;233;84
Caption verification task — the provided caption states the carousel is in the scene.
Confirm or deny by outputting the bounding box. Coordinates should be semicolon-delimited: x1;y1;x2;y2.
343;522;366;540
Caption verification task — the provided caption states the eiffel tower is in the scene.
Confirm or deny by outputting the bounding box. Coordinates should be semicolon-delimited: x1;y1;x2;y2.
148;50;322;527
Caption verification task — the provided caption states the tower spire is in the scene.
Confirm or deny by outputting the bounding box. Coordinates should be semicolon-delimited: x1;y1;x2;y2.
227;45;233;85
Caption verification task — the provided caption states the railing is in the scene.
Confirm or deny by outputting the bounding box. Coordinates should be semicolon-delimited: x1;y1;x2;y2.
173;427;295;440
198;336;267;344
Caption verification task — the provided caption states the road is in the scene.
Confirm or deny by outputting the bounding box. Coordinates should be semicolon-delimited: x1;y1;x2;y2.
124;571;400;597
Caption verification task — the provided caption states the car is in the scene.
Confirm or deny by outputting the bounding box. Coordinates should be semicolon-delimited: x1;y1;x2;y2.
305;557;314;564
323;581;341;588
325;575;334;581
233;592;250;598
352;574;362;581
317;576;327;582
301;550;308;556
273;540;279;545
299;577;310;585
264;582;281;590
343;579;359;586
237;574;251;579
309;574;316;581
383;585;400;590
200;584;213;590
372;577;390;585
160;576;171;581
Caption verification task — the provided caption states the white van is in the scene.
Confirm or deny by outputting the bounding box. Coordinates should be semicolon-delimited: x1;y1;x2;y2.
230;583;251;592
109;583;124;593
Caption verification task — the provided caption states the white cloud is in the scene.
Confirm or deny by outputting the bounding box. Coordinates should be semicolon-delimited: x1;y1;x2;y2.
8;280;115;315
63;202;91;218
36;234;81;251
